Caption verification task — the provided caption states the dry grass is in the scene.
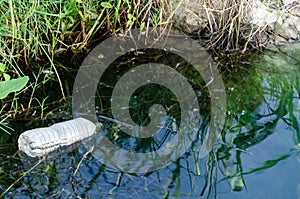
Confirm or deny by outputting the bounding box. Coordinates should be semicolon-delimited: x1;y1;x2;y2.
202;0;267;51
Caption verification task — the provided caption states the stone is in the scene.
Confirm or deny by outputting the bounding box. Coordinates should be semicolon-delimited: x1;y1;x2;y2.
171;0;208;35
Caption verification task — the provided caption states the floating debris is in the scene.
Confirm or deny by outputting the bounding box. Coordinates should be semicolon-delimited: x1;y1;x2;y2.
18;118;97;157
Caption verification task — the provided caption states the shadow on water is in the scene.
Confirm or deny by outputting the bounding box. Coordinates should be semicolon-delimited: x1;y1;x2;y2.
1;44;300;198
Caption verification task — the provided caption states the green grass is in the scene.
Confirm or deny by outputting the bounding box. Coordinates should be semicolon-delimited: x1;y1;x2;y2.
0;0;168;68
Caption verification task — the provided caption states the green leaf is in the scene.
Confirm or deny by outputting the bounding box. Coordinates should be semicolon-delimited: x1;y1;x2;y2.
244;153;291;175
3;73;10;81
140;22;145;32
0;76;29;100
0;63;6;73
101;2;113;9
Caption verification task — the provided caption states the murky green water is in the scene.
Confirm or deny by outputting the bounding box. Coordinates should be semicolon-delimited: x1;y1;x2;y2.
1;44;300;198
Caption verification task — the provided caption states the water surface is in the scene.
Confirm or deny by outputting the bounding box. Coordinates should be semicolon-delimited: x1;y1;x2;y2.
0;44;300;198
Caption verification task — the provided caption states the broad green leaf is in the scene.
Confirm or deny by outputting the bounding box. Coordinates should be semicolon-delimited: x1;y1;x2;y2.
0;76;29;99
101;2;113;9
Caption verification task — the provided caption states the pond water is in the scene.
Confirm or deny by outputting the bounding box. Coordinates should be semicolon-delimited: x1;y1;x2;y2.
0;43;300;198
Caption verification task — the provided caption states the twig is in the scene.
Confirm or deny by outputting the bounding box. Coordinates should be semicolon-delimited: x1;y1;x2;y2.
73;146;95;178
97;115;136;129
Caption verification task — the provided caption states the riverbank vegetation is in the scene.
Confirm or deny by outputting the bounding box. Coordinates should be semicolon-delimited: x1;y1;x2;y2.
0;0;297;133
0;0;169;132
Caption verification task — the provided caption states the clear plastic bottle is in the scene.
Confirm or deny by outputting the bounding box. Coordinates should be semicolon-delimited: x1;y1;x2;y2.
18;118;96;157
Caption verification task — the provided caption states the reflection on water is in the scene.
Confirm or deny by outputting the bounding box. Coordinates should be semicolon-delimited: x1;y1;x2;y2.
216;44;300;198
1;44;300;198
